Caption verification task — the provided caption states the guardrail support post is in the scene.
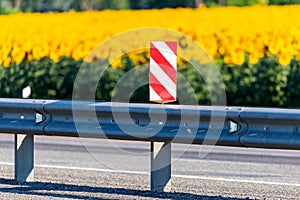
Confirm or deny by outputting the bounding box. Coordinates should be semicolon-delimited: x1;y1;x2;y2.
151;141;171;192
15;134;34;182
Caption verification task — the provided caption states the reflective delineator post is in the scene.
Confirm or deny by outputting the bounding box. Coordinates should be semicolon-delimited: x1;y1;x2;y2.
149;41;177;103
149;41;177;192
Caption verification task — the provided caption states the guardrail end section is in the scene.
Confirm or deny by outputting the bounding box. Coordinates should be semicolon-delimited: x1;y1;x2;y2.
151;141;171;192
15;134;34;182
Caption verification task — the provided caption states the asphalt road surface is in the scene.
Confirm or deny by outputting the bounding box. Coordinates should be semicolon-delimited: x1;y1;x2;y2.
0;134;300;199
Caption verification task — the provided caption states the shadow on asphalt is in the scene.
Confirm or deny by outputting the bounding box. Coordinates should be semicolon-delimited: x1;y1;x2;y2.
0;178;248;200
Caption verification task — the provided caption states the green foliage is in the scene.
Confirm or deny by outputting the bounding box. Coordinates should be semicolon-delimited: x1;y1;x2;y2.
226;0;261;6
1;56;300;107
219;56;289;107
204;0;265;7
0;57;80;99
285;58;300;107
269;0;300;5
205;1;222;7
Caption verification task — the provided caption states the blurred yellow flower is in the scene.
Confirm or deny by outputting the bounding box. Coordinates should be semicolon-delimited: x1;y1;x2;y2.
110;57;122;69
3;57;11;68
248;52;260;65
0;5;300;67
278;53;292;66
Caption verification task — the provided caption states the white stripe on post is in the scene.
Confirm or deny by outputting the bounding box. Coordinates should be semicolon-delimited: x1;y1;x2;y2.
149;87;163;102
151;41;177;69
149;57;176;99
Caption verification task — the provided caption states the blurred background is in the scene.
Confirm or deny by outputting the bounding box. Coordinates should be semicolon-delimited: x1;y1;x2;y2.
0;0;299;13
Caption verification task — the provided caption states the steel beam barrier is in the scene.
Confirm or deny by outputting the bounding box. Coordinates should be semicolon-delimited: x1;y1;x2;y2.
0;98;300;191
1;98;299;149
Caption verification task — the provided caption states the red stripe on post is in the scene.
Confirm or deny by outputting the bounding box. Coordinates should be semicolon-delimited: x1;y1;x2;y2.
150;43;176;83
165;42;177;55
149;72;176;101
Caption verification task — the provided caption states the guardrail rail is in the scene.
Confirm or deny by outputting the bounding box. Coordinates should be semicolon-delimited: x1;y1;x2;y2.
0;98;299;192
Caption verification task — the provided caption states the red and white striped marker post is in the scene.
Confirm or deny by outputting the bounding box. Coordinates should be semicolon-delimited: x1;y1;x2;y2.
149;41;177;192
149;41;177;103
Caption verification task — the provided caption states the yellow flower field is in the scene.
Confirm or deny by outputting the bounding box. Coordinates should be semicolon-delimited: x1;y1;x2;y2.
1;5;300;67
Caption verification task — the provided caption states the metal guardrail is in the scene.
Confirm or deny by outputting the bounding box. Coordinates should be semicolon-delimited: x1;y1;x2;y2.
0;98;300;191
